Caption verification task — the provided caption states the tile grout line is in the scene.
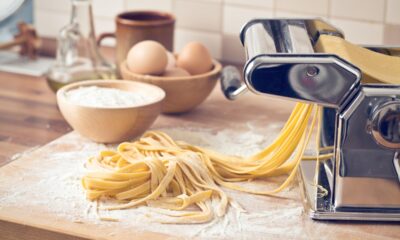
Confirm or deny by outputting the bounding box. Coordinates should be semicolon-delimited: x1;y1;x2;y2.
171;0;176;14
123;0;128;11
224;2;274;12
176;27;221;36
383;0;388;24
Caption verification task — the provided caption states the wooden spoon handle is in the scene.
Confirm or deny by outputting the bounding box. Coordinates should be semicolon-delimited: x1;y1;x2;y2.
0;37;25;50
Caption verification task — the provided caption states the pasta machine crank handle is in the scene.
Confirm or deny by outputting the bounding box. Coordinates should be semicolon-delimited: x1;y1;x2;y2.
220;65;248;100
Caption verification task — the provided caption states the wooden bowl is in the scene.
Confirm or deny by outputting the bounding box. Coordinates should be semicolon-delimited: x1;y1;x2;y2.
56;80;165;143
120;60;222;113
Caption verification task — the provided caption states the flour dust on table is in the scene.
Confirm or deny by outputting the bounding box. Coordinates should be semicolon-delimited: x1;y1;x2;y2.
0;126;307;239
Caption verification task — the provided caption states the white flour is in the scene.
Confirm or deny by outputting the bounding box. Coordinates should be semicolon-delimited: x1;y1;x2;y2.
0;127;307;239
65;86;154;108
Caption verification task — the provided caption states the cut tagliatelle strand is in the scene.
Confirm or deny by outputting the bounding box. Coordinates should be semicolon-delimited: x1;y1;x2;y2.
82;103;321;223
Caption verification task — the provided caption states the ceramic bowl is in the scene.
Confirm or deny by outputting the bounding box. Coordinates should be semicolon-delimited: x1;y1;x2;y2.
120;59;222;113
57;80;165;143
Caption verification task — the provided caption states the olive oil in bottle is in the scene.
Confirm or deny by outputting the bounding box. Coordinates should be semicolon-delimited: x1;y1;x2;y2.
47;68;116;92
46;0;115;92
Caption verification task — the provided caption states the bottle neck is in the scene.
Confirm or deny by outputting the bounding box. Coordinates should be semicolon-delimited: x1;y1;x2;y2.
70;0;95;39
54;0;113;71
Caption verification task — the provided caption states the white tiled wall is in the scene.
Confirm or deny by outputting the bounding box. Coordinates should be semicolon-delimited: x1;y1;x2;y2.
330;0;385;22
224;0;274;8
329;19;384;44
386;0;400;24
125;0;172;12
92;0;125;18
35;0;70;12
34;0;400;63
175;29;222;58
34;9;69;37
222;5;273;35
175;0;222;32
276;0;329;15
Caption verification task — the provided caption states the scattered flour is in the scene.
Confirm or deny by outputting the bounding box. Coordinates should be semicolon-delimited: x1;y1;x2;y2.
65;86;154;108
0;127;307;239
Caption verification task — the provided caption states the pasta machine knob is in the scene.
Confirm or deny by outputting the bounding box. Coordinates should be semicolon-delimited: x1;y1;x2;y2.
220;66;247;100
370;100;400;149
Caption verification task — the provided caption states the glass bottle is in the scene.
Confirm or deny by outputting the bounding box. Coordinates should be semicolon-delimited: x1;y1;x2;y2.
46;0;115;92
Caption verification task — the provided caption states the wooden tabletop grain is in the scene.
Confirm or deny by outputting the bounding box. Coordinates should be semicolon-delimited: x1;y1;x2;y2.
0;71;71;166
0;40;118;166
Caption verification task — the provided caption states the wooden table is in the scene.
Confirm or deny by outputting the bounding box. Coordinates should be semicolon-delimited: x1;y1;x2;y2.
0;42;115;165
0;71;70;166
0;71;399;240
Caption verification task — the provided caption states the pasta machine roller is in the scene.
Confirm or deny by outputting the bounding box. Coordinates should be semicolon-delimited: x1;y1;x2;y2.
221;19;400;221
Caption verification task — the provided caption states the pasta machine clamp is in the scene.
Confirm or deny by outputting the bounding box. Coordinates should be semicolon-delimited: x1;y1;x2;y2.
221;19;400;221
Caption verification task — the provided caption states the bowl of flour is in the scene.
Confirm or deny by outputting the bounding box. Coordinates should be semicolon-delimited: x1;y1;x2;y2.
57;80;165;143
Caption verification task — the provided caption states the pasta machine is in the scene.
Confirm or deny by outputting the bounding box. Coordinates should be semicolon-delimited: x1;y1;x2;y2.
221;19;400;221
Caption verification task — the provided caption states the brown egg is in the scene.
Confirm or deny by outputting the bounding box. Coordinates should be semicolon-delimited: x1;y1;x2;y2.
163;67;190;77
126;40;168;75
176;42;213;75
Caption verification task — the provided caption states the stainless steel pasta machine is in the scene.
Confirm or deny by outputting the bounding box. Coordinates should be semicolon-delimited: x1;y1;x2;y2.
221;19;400;221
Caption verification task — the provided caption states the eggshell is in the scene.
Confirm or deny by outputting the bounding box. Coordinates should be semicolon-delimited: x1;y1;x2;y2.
163;67;190;77
126;40;168;75
166;51;176;70
176;42;213;75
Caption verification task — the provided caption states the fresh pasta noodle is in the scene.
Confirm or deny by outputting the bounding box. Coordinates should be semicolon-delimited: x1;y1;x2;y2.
82;103;321;223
